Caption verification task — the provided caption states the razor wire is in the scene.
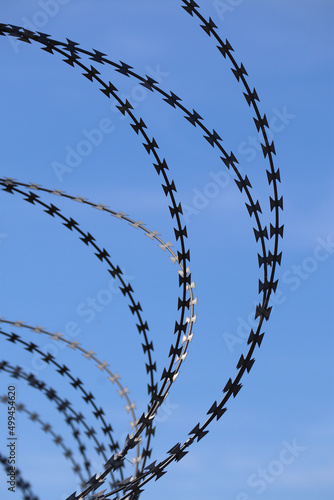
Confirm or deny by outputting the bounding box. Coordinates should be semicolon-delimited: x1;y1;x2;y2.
0;394;87;486
0;1;283;499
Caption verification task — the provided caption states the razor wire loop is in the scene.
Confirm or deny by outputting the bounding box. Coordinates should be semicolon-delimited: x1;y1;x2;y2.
0;360;122;492
0;179;159;445
0;362;94;479
0;452;39;500
0;328;120;461
0;176;197;485
1;29;280;498
0;2;283;497
3;376;96;483
0;183;154;487
0;26;277;412
0;177;198;469
0;395;86;486
0;317;143;472
0;178;188;476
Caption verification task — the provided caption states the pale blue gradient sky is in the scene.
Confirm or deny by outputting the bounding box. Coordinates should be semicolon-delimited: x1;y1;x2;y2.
0;1;333;499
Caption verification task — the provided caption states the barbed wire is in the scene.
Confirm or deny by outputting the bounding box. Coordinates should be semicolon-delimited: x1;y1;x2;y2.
0;1;283;498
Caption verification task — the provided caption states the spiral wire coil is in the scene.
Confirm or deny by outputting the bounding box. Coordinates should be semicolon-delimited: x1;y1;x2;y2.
0;2;283;498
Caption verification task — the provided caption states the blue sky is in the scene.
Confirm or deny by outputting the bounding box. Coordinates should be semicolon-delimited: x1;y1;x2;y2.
0;1;333;499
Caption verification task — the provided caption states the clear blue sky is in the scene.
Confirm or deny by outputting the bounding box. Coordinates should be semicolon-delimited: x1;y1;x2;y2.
0;1;333;499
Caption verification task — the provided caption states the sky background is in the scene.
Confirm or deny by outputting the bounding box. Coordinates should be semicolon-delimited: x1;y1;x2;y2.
0;1;333;499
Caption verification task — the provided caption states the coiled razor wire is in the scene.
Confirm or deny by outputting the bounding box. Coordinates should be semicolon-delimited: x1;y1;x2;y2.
0;1;283;498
